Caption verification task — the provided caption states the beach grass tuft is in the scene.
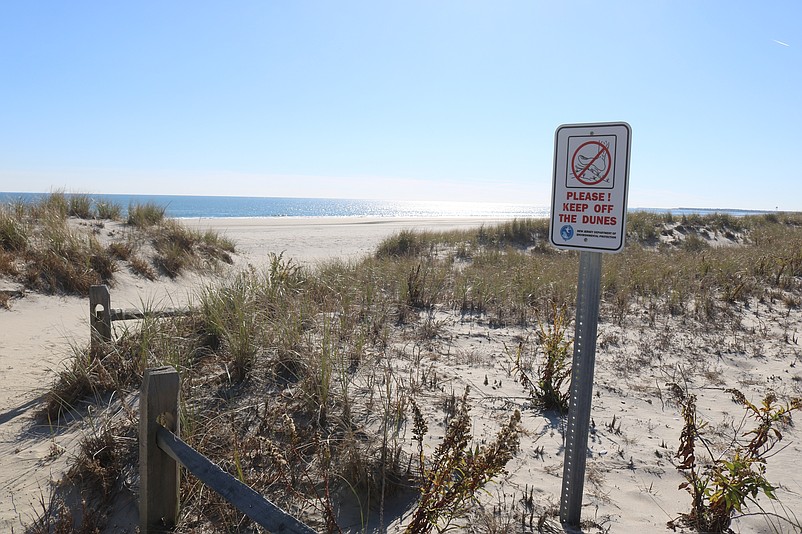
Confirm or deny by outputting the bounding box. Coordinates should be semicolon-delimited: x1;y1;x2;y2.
127;201;166;228
67;193;93;219
95;199;122;220
0;208;28;252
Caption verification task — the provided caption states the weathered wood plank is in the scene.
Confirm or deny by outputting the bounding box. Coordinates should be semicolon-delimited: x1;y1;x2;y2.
0;289;25;300
140;367;180;533
156;426;315;534
110;307;190;322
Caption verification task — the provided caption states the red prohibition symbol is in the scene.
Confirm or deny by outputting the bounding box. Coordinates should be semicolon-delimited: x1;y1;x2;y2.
571;141;612;186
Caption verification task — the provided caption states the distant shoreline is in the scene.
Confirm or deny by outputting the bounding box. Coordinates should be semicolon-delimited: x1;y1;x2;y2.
0;192;549;219
0;191;787;220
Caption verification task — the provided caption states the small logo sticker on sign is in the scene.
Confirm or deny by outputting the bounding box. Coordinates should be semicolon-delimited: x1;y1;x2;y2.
560;225;574;241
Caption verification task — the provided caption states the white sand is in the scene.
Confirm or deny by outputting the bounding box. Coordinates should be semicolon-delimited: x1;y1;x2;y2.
182;216;514;266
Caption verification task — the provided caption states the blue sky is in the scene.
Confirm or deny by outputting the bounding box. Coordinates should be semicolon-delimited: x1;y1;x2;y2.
1;1;799;210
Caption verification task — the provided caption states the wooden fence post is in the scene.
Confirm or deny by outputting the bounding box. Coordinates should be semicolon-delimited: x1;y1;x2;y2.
89;284;112;352
140;366;180;533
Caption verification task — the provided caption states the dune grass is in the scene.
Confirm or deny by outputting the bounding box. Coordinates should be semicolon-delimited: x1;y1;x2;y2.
95;199;122;220
0;208;29;252
151;219;235;278
67;193;93;219
28;211;802;532
0;193;235;297
127;201;166;228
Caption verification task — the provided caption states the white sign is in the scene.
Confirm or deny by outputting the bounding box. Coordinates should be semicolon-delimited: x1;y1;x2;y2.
550;122;631;253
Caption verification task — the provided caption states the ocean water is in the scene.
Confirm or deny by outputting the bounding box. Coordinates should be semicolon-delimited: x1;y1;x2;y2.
0;192;550;219
0;192;771;220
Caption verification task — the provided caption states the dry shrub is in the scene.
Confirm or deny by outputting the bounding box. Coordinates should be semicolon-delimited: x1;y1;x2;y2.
6;194;232;293
200;228;236;261
0;250;19;275
28;422;130;533
405;388;521;533
514;303;573;412
27;492;105;534
41;347;139;422
90;250;117;283
69;424;122;500
107;241;132;260
154;242;188;278
41;350;98;421
129;255;157;280
672;389;802;532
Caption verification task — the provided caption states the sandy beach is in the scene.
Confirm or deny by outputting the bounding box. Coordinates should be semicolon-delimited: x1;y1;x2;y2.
181;216;517;266
1;214;801;533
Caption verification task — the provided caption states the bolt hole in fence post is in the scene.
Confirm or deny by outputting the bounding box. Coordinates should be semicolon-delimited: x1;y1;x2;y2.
548;122;631;527
89;284;112;353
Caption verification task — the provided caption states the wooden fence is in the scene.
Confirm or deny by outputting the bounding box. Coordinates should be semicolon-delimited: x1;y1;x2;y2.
89;285;190;351
140;366;315;533
89;286;313;530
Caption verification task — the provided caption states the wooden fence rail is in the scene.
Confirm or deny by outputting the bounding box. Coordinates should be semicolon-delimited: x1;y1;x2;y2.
140;366;315;534
90;285;191;351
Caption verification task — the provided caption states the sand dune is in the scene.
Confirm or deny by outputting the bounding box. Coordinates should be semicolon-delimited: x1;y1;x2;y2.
1;215;800;533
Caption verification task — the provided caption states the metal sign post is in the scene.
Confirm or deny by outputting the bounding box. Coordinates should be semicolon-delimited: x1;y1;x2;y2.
560;250;602;525
549;122;631;527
